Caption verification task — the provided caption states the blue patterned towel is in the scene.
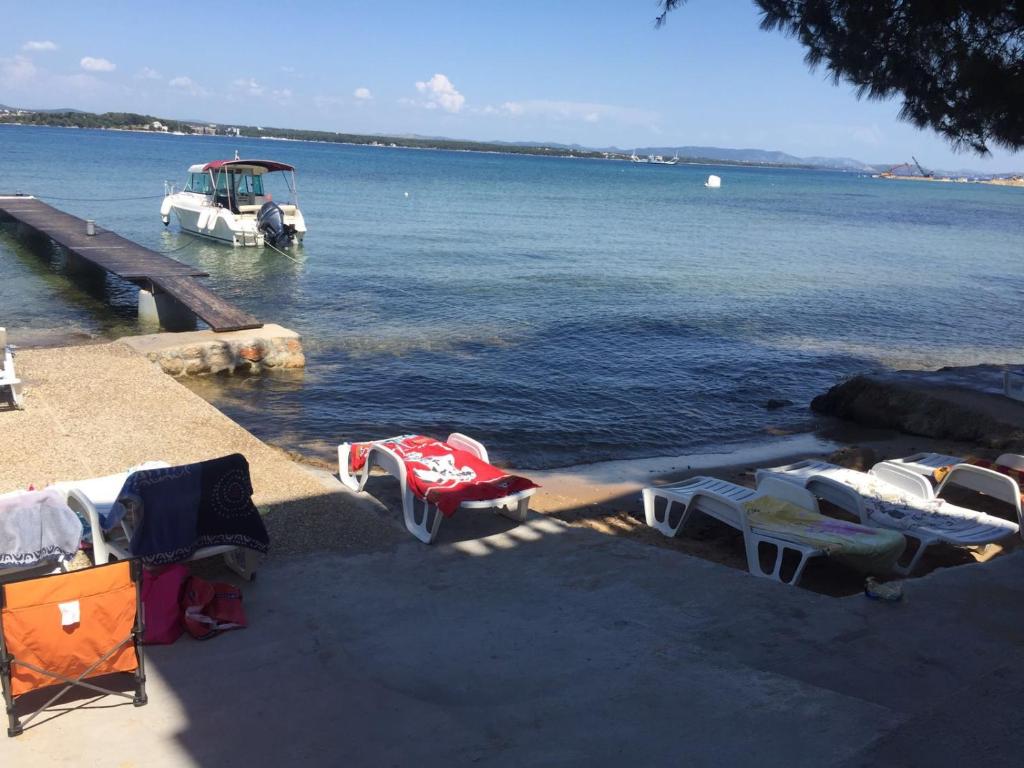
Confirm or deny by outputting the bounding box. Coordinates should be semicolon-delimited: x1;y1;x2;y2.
117;454;269;565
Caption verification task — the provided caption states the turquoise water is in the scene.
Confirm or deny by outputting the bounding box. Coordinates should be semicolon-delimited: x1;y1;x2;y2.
2;125;1023;467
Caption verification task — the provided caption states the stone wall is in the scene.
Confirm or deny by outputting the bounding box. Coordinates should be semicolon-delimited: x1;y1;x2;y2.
120;324;305;376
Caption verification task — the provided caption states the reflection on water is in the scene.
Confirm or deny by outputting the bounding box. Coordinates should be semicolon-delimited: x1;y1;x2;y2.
3;125;1024;467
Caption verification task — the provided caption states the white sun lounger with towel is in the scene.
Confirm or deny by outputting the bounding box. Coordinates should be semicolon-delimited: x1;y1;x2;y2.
756;460;1019;574
0;328;24;410
642;475;904;586
48;461;257;578
338;433;539;544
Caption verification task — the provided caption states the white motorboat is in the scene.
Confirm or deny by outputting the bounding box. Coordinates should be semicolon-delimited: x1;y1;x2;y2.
160;158;306;247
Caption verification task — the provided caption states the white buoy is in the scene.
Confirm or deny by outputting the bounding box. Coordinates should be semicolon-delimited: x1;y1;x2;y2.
404;191;410;198
704;174;722;188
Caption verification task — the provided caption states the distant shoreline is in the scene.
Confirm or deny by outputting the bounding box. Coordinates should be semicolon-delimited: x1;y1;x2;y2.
875;172;1024;188
0;117;861;174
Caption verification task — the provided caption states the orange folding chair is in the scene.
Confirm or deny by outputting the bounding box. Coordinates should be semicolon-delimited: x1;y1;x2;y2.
0;560;147;737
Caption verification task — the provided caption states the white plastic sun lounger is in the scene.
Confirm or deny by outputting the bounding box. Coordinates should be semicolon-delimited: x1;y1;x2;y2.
48;462;257;578
338;433;536;544
756;460;1019;574
0;328;24;411
643;475;846;586
877;453;1024;529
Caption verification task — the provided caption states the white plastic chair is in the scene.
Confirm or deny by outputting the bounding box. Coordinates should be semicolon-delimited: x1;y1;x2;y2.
48;462;257;579
338;433;536;544
642;475;828;586
756;459;1019;574
0;328;24;411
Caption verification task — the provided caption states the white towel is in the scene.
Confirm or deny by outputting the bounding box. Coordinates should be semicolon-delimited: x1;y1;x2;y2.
0;489;83;567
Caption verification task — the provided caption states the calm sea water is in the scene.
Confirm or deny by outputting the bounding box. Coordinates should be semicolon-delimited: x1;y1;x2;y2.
2;125;1023;467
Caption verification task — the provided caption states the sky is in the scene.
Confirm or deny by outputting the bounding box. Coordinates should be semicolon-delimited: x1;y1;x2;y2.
1;0;1021;172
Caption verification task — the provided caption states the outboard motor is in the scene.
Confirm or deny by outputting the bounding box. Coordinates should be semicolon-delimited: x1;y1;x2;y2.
256;201;295;247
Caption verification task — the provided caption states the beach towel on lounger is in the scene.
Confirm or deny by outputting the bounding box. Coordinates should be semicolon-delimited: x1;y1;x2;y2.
0;489;83;568
815;466;1018;537
349;435;539;516
742;497;905;574
114;454;269;565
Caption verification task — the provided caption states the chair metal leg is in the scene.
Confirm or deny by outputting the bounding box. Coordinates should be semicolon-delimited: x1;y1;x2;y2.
130;561;148;708
1;647;21;737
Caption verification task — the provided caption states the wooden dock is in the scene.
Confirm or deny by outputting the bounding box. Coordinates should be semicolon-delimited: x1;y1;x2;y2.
0;195;261;332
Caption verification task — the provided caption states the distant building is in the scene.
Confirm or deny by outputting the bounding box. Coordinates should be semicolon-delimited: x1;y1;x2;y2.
189;124;217;135
150;120;168;132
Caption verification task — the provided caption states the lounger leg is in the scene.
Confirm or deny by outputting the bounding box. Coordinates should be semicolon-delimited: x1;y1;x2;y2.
403;493;442;544
745;535;810;587
496;497;530;523
10;381;23;411
892;536;930;576
224;548;257;581
642;490;693;538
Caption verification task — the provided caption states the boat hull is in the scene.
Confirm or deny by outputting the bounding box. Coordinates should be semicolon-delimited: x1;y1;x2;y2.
161;193;306;247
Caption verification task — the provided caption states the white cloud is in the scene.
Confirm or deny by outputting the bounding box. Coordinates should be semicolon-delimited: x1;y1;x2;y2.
168;75;208;96
80;56;115;72
135;66;161;80
353;87;372;100
0;55;37;85
233;77;264;96
22;40;57;52
414;73;464;113
271;88;292;103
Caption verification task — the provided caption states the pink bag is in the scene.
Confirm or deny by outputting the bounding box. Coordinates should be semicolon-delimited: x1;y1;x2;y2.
141;564;189;645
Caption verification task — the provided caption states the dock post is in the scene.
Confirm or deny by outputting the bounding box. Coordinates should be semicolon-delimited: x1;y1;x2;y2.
138;288;198;331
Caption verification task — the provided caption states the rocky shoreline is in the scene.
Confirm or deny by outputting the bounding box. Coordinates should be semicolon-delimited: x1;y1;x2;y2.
811;363;1024;452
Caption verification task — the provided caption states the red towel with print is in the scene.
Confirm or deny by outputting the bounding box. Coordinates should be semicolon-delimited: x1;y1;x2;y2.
348;435;539;516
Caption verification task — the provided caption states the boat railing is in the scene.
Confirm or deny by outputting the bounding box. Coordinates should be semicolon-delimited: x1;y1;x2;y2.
163;180;176;196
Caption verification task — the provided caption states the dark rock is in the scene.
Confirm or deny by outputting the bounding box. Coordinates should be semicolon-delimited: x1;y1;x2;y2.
763;398;794;410
812;371;1024;450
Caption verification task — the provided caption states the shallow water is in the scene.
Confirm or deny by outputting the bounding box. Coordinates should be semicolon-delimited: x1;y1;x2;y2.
2;125;1023;467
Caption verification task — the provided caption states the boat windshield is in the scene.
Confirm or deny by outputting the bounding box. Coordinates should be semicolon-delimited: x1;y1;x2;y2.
213;170;265;210
184;172;212;195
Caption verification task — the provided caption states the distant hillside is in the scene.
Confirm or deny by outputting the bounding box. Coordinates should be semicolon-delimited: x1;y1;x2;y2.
629;146;876;172
4;104;1014;176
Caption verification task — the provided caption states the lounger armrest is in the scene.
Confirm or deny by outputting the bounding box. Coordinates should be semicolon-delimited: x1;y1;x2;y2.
870;463;935;499
938;464;1023;516
337;443;365;492
753;476;820;513
446;432;489;463
65;487;110;565
802;475;872;525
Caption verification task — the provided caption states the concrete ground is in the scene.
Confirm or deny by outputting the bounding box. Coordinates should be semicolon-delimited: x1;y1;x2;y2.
0;343;405;556
2;343;1023;766
2;517;1023;767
